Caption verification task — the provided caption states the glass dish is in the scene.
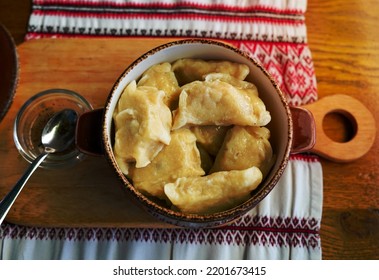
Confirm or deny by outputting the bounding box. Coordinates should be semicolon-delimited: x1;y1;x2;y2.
13;89;93;169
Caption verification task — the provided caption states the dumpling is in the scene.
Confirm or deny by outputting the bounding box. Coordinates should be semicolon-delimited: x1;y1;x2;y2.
211;126;274;178
204;73;259;96
190;125;230;156
196;143;214;174
113;81;172;168
114;150;133;175
137;62;180;109
172;79;271;129
172;58;250;85
130;129;204;200
164;166;263;214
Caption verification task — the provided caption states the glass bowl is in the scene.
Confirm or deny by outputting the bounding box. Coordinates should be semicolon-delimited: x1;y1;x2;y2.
13;89;93;169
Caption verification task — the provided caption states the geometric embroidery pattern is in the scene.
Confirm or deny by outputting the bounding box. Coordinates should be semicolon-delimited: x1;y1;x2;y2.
1;215;320;249
28;0;308;43
234;41;318;105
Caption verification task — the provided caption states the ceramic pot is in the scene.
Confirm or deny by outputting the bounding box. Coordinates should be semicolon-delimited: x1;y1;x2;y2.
76;39;317;228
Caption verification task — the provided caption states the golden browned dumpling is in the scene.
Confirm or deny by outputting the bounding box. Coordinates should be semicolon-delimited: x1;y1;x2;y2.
204;73;259;96
172;79;271;129
114;150;133;175
164;166;262;214
172;58;250;85
137;62;180;109
190;125;230;156
130;129;204;200
196;143;214;174
113;81;172;168
211;126;274;178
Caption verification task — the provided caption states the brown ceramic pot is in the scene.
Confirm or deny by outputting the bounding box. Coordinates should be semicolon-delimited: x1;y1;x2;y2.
76;39;315;228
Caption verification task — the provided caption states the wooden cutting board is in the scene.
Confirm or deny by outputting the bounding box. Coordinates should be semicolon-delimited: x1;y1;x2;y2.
0;38;180;228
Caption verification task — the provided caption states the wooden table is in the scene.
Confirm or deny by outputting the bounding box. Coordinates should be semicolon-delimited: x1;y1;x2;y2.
1;0;378;259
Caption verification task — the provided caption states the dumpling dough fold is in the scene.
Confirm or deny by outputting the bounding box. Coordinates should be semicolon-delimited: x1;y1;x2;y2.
190;125;230;156
137;62;180;110
164;166;262;214
211;126;274;177
172;79;271;129
130;129;204;200
114;81;172;168
204;73;259;96
172;58;250;85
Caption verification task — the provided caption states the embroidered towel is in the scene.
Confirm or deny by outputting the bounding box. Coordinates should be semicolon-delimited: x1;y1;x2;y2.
0;0;322;260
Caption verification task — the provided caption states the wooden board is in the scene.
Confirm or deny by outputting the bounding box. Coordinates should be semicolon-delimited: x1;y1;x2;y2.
0;38;178;228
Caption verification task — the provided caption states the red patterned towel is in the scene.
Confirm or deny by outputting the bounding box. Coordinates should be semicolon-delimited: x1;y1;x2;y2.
0;0;323;260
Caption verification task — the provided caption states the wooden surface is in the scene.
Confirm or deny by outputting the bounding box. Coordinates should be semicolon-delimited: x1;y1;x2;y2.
304;94;376;162
306;0;379;260
1;0;378;259
0;38;177;228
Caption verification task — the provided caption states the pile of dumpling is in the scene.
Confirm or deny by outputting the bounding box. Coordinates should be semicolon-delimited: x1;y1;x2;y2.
113;59;274;214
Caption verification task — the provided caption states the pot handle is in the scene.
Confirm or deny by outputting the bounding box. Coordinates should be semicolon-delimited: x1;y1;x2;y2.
75;108;104;156
290;106;316;154
302;94;376;162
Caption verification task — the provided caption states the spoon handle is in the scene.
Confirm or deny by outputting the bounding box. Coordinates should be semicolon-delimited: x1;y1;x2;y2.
0;152;49;225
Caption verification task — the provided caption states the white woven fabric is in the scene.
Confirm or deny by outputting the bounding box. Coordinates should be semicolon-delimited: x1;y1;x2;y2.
1;157;322;260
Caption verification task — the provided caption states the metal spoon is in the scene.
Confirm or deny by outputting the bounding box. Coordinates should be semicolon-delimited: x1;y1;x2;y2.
0;109;78;225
